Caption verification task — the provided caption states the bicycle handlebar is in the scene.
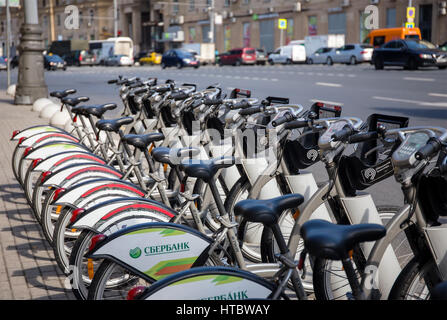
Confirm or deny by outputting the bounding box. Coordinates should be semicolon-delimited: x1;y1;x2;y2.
347;131;379;144
331;125;355;142
284;119;309;130
415;137;442;160
229;99;251;110
239;105;263;116
272;112;295;127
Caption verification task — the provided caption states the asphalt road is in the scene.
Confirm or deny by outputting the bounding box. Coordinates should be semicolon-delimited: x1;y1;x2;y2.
1;62;446;207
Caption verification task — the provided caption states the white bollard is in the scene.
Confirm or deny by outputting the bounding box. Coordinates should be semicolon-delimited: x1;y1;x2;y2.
6;84;16;96
50;109;71;128
39;103;60;119
33;98;54;112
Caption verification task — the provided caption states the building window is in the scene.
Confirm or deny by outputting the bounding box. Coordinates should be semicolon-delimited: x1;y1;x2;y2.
328;13;346;35
172;0;179;14
224;0;230;7
286;18;294;44
243;23;250;47
57;14;61;26
89;9;94;26
189;27;196;43
308;16;317;36
202;24;210;43
42;0;46;7
79;11;83;26
360;11;369;42
386;8;396;28
189;0;195;11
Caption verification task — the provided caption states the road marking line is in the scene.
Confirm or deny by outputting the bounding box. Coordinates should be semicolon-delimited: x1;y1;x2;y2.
310;99;344;106
403;77;435;82
428;93;447;98
315;82;342;87
372;96;447;108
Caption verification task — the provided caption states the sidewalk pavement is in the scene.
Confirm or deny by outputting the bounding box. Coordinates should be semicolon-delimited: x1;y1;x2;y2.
0;90;74;300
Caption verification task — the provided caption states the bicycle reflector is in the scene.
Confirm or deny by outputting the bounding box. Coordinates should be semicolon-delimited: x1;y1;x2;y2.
18;137;26;145
41;171;52;184
127;286;146;300
89;234;106;252
53;188;66;202
23;147;33;157
32;158;43;169
11;130;20;139
70;208;85;224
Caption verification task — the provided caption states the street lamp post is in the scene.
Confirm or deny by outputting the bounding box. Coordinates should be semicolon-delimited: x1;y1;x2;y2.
14;0;47;105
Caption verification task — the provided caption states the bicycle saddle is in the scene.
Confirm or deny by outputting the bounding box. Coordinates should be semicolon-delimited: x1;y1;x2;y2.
431;281;447;300
50;89;76;99
300;219;386;260
179;156;235;182
95;117;134;133
122;132;165;150
81;103;117;118
61;96;89;106
71;105;91;116
152;147;200;166
234;194;304;227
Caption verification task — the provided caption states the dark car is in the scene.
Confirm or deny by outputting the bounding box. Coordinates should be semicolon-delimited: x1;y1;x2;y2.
62;50;95;66
44;54;67;71
372;39;447;70
161;49;200;69
218;47;257;66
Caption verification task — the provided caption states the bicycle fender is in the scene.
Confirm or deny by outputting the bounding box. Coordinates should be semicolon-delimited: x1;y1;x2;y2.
70;198;176;232
86;222;212;282
140;266;276;300
54;179;145;207
33;151;105;172
11;125;64;141
18;132;78;148
24;142;89;160
41;163;122;188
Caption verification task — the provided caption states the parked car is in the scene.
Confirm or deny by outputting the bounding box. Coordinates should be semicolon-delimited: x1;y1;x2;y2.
104;54;133;66
0;56;6;70
218;48;256;66
255;49;267;65
63;49;95;66
372;39;447;70
161;49;200;69
327;44;374;65
268;45;306;65
139;51;162;65
44;54;67;71
306;47;335;64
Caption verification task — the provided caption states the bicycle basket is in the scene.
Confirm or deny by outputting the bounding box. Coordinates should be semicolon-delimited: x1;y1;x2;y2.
418;173;447;222
283;102;342;173
338;113;409;194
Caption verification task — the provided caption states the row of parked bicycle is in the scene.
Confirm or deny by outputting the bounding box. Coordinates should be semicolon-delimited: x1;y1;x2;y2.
10;76;447;300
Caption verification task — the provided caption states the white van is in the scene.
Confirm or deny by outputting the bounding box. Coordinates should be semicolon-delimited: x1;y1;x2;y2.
268;44;306;65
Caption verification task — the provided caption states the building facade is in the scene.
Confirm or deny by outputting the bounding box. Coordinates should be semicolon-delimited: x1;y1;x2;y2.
159;0;447;53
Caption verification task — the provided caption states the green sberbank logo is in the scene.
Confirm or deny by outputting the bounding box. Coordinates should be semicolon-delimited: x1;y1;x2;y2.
144;242;190;256
129;247;142;259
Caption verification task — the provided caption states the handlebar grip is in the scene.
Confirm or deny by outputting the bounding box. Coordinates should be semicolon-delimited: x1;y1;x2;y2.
230;99;251;110
348;131;379;144
171;91;189;101
108;79;118;84
191;99;203;109
133;87;147;95
129;82;143;89
284;120;309;130
272;112;294;127
331;125;354;142
203;98;223;106
415;138;442;161
239;106;263;116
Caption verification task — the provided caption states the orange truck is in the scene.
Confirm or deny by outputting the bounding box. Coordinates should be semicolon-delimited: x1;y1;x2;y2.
363;27;422;47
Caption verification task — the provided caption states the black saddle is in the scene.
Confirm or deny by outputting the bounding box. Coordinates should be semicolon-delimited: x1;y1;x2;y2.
82;103;117;118
300;219;386;260
61;96;89;106
179;156;235;182
71;105;91;116
96;117;134;133
50;89;76;99
152;147;200;167
122;133;165;150
234;194;304;227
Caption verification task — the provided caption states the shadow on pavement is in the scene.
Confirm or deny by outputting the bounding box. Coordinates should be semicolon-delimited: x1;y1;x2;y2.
373;107;447;120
